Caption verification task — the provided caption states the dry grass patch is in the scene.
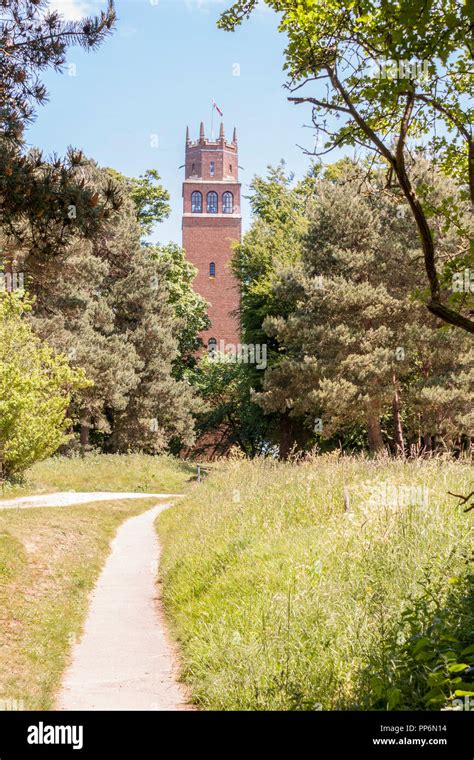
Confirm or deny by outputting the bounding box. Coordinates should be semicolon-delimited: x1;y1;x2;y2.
0;498;157;710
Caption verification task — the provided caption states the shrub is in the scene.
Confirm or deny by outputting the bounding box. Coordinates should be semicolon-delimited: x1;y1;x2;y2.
368;565;474;710
0;292;90;479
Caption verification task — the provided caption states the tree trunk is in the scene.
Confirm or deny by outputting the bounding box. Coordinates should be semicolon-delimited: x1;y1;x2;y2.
367;404;385;455
422;434;432;453
392;372;405;457
279;413;294;461
80;417;90;452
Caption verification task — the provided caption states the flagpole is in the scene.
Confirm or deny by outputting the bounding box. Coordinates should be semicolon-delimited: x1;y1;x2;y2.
211;100;214;140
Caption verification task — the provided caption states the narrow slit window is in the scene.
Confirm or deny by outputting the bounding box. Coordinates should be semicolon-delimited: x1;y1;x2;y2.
210;161;215;177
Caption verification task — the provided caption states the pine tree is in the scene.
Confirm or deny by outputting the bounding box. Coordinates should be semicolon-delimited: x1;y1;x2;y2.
252;160;473;455
1;1;121;259
231;162;316;454
20;161;204;453
105;245;202;453
1;0;116;142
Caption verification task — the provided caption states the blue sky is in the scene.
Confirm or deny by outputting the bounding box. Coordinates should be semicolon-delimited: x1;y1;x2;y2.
26;0;321;244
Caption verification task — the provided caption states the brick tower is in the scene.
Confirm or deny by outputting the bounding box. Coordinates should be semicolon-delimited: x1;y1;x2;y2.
182;122;241;350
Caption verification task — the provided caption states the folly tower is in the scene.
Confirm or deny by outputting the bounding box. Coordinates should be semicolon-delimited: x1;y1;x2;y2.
182;122;241;349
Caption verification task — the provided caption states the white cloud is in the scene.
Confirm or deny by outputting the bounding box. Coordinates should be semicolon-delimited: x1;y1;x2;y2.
47;0;269;23
184;0;227;13
47;0;98;22
184;0;270;15
255;0;271;13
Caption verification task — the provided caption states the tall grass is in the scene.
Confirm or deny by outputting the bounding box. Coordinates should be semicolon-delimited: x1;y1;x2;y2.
157;455;473;710
1;453;196;498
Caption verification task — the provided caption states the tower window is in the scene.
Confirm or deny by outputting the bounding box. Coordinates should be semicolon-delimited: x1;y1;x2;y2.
210;161;215;177
229;164;233;173
209;262;216;277
191;162;195;173
222;192;233;214
207;191;218;213
191;191;202;213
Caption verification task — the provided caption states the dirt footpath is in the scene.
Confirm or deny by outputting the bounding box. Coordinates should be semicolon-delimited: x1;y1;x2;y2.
55;503;193;711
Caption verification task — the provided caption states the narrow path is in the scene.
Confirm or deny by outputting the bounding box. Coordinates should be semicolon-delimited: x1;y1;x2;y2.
0;492;180;509
55;503;191;711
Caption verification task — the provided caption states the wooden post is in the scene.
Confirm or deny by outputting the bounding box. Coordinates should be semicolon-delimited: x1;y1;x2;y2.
343;486;350;512
197;465;201;483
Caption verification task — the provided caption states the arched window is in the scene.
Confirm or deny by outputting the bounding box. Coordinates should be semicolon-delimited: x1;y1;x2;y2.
207;191;218;213
209;262;216;277
222;192;233;214
191;191;202;213
208;337;217;359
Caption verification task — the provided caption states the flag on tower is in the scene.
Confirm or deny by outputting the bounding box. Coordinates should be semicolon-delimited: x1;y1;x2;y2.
212;100;223;117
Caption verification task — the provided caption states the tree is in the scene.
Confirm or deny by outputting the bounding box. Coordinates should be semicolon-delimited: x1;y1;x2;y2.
219;0;474;332
232;163;316;454
0;144;123;264
253;160;473;455
106;168;171;237
27;235;139;449
0;292;89;479
1;0;116;142
189;354;271;458
148;243;210;378
102;174;209;376
104;245;202;454
21;161;204;453
1;1;121;260
1;3;204;457
403;329;474;452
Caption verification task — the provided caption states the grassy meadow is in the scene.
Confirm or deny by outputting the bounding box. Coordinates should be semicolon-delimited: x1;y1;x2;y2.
0;452;197;710
1;452;472;712
1;453;196;499
0;498;158;710
157;455;474;711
